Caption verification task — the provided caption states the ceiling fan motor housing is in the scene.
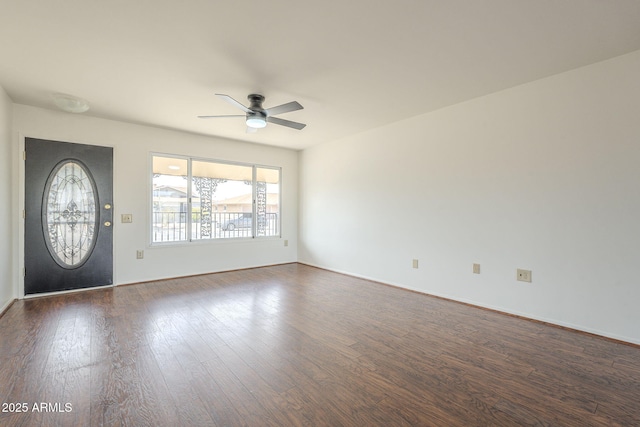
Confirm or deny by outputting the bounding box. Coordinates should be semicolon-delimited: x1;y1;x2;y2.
248;94;266;113
245;94;267;128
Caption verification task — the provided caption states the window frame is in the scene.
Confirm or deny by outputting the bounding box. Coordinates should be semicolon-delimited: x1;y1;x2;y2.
150;153;282;245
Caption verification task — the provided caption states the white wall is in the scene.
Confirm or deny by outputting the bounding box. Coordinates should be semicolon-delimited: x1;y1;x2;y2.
299;50;640;344
0;85;14;312
13;105;297;290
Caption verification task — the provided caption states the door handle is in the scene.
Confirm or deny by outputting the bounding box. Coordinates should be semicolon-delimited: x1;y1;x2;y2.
104;221;112;227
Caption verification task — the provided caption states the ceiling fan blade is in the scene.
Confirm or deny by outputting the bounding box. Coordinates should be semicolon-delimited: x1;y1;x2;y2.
267;116;306;130
215;94;251;113
265;101;303;116
197;115;245;119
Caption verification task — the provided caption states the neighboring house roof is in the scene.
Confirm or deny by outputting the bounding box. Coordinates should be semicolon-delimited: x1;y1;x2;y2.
214;193;279;205
153;185;188;195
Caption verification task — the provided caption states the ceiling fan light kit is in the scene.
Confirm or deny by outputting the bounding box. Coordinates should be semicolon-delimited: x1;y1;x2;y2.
198;93;306;131
246;114;267;129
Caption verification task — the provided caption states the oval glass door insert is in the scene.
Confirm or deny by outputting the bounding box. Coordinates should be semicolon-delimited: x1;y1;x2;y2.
43;160;98;268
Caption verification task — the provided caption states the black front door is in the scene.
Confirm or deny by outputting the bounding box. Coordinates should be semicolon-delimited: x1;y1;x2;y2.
25;138;113;295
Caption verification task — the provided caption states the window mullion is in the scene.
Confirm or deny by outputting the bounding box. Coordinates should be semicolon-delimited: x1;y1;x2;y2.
187;158;193;242
252;165;257;238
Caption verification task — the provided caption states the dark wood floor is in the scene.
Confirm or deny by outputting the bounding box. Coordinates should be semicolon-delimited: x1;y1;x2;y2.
1;263;639;426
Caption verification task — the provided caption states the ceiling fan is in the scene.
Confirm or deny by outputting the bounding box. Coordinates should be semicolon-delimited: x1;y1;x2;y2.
198;93;306;132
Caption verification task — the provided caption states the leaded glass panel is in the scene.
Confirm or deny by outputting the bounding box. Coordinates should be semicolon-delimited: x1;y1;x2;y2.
43;160;98;268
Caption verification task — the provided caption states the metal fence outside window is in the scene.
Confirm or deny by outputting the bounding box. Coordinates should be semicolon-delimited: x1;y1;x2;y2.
152;211;279;242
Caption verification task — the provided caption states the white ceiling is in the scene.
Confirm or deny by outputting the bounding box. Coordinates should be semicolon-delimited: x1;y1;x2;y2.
1;1;640;150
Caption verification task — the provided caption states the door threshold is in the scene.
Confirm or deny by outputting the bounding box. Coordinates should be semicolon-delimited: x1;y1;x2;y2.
22;283;115;300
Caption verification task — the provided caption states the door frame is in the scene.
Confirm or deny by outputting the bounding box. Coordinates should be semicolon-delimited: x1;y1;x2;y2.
18;134;116;298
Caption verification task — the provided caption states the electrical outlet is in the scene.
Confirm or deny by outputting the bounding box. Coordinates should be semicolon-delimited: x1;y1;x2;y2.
121;214;133;223
136;250;144;259
473;263;481;274
517;268;532;283
284;240;289;247
412;259;419;269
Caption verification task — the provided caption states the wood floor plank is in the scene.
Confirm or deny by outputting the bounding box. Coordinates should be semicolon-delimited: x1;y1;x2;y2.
199;349;276;426
145;334;216;426
1;263;639;426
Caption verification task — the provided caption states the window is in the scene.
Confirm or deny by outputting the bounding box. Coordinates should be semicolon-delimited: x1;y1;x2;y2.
152;156;189;242
152;155;280;243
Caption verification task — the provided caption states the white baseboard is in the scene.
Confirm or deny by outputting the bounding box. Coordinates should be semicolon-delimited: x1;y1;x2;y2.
0;297;16;317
